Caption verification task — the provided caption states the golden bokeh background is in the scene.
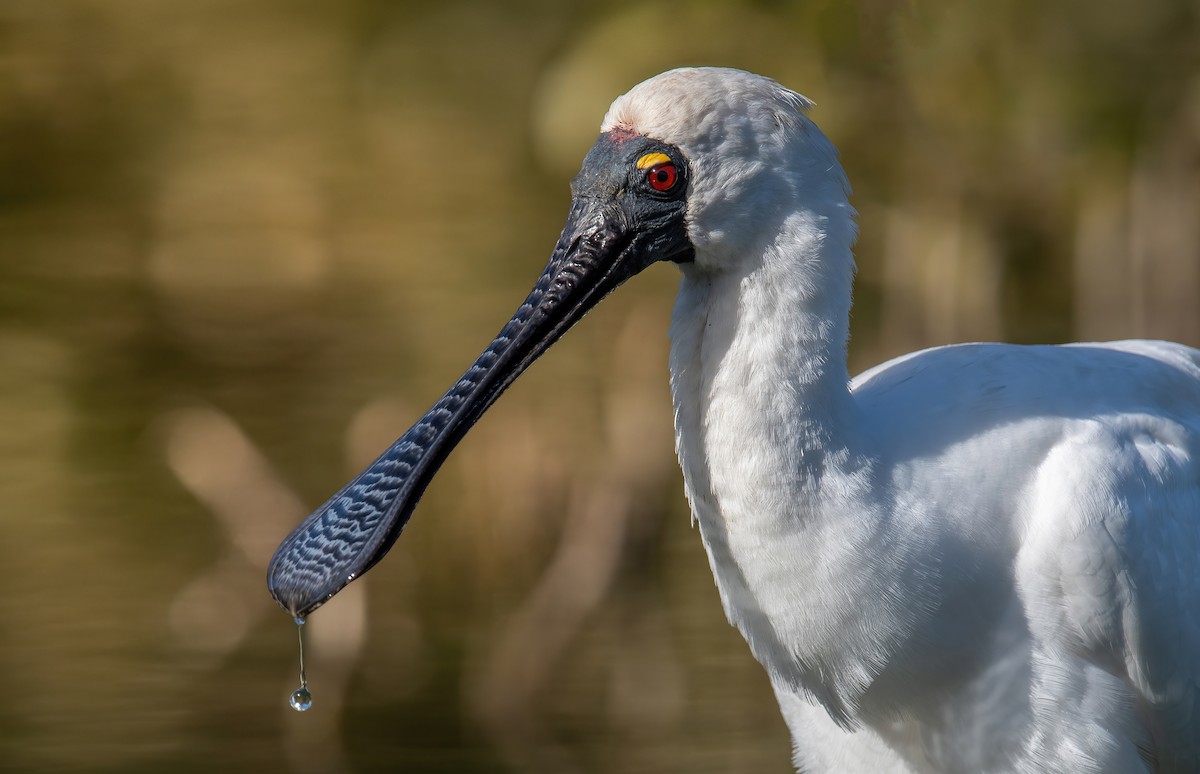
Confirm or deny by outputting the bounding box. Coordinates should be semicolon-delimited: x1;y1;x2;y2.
1;1;1197;772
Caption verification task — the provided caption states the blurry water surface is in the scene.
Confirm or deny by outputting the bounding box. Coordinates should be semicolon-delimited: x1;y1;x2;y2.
1;1;1198;772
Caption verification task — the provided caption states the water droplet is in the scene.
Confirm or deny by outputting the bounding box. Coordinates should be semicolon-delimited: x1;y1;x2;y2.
287;615;312;712
289;685;313;712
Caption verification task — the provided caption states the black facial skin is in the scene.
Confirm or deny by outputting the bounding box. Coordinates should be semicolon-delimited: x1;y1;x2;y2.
570;131;693;268
267;132;693;617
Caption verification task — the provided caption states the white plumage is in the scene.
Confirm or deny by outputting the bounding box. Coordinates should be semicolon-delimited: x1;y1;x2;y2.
609;68;1199;772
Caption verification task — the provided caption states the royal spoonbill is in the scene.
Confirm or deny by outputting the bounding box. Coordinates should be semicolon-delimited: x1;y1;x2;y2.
269;67;1200;772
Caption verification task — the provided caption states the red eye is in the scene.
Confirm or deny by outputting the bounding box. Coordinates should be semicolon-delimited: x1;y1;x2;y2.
646;162;678;192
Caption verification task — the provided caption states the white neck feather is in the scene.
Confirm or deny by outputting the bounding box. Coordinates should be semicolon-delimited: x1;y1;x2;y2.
669;201;928;724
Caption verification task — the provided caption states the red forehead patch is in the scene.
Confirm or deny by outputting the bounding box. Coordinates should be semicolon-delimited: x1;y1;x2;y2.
605;127;641;145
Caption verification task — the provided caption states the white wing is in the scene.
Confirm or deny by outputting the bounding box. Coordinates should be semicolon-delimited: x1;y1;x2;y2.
853;340;1200;770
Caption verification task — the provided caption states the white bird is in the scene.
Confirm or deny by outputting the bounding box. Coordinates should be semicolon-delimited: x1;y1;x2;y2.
269;67;1200;772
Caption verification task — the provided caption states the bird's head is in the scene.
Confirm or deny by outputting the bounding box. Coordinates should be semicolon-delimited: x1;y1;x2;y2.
591;66;851;274
268;67;852;617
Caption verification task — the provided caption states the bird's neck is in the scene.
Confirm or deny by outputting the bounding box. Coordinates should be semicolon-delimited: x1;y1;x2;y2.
669;212;910;721
670;207;859;529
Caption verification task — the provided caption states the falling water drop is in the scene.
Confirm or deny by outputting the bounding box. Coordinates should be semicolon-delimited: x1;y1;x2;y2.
289;685;313;712
288;615;312;712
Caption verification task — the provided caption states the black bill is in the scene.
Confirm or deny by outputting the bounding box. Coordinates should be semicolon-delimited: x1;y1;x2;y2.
267;131;692;617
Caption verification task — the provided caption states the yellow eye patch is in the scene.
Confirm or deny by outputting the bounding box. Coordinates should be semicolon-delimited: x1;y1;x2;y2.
636;152;672;170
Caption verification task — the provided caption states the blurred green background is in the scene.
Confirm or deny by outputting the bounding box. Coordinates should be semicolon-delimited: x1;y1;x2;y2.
1;1;1197;772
